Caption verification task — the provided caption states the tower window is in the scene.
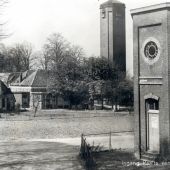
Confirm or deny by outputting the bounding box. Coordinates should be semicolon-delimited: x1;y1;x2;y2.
146;98;159;110
102;9;105;18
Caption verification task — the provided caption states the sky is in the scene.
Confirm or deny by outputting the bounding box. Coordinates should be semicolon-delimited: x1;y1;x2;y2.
1;0;168;75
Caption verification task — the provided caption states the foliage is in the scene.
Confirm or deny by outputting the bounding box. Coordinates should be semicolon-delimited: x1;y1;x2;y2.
118;78;134;106
43;33;88;108
0;31;133;110
40;34;134;109
85;56;133;109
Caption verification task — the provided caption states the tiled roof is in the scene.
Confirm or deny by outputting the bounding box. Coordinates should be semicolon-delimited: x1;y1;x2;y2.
7;70;34;86
22;70;35;80
8;72;22;85
20;70;49;87
0;70;54;88
20;71;37;86
31;70;48;87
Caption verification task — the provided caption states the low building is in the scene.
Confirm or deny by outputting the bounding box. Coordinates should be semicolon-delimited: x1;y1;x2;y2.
0;70;70;110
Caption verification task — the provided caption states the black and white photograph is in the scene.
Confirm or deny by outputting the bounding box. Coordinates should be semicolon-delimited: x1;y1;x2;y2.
0;0;170;169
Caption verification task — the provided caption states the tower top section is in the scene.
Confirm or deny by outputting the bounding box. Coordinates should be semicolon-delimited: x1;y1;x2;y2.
100;0;125;9
131;2;170;16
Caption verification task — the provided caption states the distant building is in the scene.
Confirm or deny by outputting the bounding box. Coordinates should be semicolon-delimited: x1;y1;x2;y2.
0;70;70;110
0;80;15;112
100;0;126;72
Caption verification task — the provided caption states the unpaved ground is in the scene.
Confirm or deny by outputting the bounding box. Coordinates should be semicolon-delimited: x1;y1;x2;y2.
0;141;84;170
0;109;134;169
94;150;170;170
0;110;134;139
85;132;134;151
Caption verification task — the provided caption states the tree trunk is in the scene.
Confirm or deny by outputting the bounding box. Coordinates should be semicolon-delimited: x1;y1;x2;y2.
101;97;104;110
111;99;114;110
115;97;118;111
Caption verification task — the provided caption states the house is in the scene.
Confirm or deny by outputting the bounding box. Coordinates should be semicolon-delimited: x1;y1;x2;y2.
0;80;15;112
1;70;69;110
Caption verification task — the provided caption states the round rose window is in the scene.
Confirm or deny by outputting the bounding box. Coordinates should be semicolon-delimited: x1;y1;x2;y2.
144;41;158;59
141;37;161;65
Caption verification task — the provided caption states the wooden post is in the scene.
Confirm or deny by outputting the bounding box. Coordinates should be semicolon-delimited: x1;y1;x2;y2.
109;131;112;150
80;134;84;158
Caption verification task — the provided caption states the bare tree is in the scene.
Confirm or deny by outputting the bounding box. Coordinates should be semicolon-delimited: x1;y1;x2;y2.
31;51;46;70
41;33;85;70
0;42;35;72
43;33;70;70
67;45;84;64
8;42;34;71
40;33;89;108
41;50;50;70
0;43;14;72
0;0;9;71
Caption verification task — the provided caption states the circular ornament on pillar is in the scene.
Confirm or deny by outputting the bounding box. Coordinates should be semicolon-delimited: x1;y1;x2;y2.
141;37;161;65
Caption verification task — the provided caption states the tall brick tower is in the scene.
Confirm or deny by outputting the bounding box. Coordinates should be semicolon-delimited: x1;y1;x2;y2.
100;0;126;72
131;3;170;159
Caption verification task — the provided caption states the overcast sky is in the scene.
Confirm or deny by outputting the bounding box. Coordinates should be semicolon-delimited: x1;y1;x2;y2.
1;0;168;75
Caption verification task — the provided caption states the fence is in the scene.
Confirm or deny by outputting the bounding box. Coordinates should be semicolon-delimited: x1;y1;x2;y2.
80;130;134;168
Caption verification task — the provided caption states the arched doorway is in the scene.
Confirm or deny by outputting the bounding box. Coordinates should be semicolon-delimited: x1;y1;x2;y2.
42;93;58;109
145;98;159;153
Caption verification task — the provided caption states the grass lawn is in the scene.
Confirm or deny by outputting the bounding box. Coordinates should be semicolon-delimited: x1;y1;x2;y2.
0;109;134;140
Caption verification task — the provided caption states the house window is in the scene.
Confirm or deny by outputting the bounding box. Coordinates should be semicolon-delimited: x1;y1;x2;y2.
102;9;106;18
22;93;30;108
2;98;5;108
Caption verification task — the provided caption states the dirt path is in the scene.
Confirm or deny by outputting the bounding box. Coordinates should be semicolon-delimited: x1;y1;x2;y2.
0;132;134;170
24;132;134;151
0;141;84;170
